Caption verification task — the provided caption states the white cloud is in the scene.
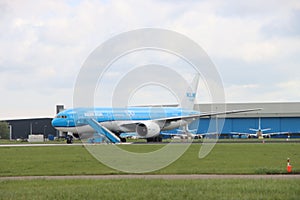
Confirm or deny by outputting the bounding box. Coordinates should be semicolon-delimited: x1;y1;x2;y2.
0;0;299;119
277;80;300;101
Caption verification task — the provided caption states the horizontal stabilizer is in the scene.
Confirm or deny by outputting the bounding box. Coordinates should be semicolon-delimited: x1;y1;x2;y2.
249;128;259;132
261;128;271;132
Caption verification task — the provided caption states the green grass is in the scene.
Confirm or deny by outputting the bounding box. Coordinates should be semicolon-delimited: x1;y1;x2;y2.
0;179;300;200
0;145;116;176
0;143;299;176
1;143;300;200
160;143;300;174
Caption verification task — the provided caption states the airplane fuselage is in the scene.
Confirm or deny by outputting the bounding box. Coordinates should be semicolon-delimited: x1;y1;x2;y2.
51;107;199;136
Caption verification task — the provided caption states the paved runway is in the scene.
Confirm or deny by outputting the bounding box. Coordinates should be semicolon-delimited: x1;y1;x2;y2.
1;139;299;147
0;143;84;147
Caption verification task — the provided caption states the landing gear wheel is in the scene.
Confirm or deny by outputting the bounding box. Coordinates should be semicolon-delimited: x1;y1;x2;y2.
146;135;162;143
66;135;73;144
146;138;153;143
157;135;162;142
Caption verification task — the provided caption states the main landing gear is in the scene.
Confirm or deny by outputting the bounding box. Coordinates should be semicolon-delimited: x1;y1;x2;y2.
146;135;163;143
120;137;127;143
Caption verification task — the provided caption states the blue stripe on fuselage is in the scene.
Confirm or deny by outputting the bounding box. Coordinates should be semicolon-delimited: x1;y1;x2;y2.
51;107;199;128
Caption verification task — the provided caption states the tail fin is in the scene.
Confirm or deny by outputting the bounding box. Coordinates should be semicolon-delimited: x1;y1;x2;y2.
181;74;199;109
249;117;271;132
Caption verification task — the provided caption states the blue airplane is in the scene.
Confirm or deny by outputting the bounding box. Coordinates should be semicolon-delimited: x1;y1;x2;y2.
51;106;261;143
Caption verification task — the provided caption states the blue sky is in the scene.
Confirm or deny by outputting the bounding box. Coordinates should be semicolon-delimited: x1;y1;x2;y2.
0;0;299;119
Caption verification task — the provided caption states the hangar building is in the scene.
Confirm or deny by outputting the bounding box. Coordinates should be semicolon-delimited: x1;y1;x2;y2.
6;118;57;140
193;102;300;138
5;106;63;140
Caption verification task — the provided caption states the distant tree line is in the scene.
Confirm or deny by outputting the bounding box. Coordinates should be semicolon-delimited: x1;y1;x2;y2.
0;121;9;139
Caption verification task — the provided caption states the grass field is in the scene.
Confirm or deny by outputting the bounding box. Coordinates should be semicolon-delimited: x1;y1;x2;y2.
1;179;300;200
0;143;299;176
1;142;300;199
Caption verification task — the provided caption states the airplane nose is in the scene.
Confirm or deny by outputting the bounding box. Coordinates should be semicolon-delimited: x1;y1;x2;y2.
51;118;66;128
51;118;59;127
51;118;75;128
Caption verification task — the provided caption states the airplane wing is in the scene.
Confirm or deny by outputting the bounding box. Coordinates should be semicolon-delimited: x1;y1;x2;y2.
120;108;261;129
230;131;290;138
156;108;262;122
231;132;248;135
264;132;290;136
230;132;256;137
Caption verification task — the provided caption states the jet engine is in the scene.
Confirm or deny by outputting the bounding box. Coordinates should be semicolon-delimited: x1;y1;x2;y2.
136;121;161;138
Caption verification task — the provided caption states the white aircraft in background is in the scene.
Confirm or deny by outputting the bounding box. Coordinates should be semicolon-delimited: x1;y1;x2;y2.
231;117;288;138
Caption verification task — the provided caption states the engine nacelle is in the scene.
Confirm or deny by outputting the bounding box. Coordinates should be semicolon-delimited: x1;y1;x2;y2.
136;121;161;138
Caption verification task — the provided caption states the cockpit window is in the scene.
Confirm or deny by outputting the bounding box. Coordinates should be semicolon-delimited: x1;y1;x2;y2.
56;115;67;118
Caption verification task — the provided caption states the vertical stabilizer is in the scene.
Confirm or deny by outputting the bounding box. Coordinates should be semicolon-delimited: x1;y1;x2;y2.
181;74;200;109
